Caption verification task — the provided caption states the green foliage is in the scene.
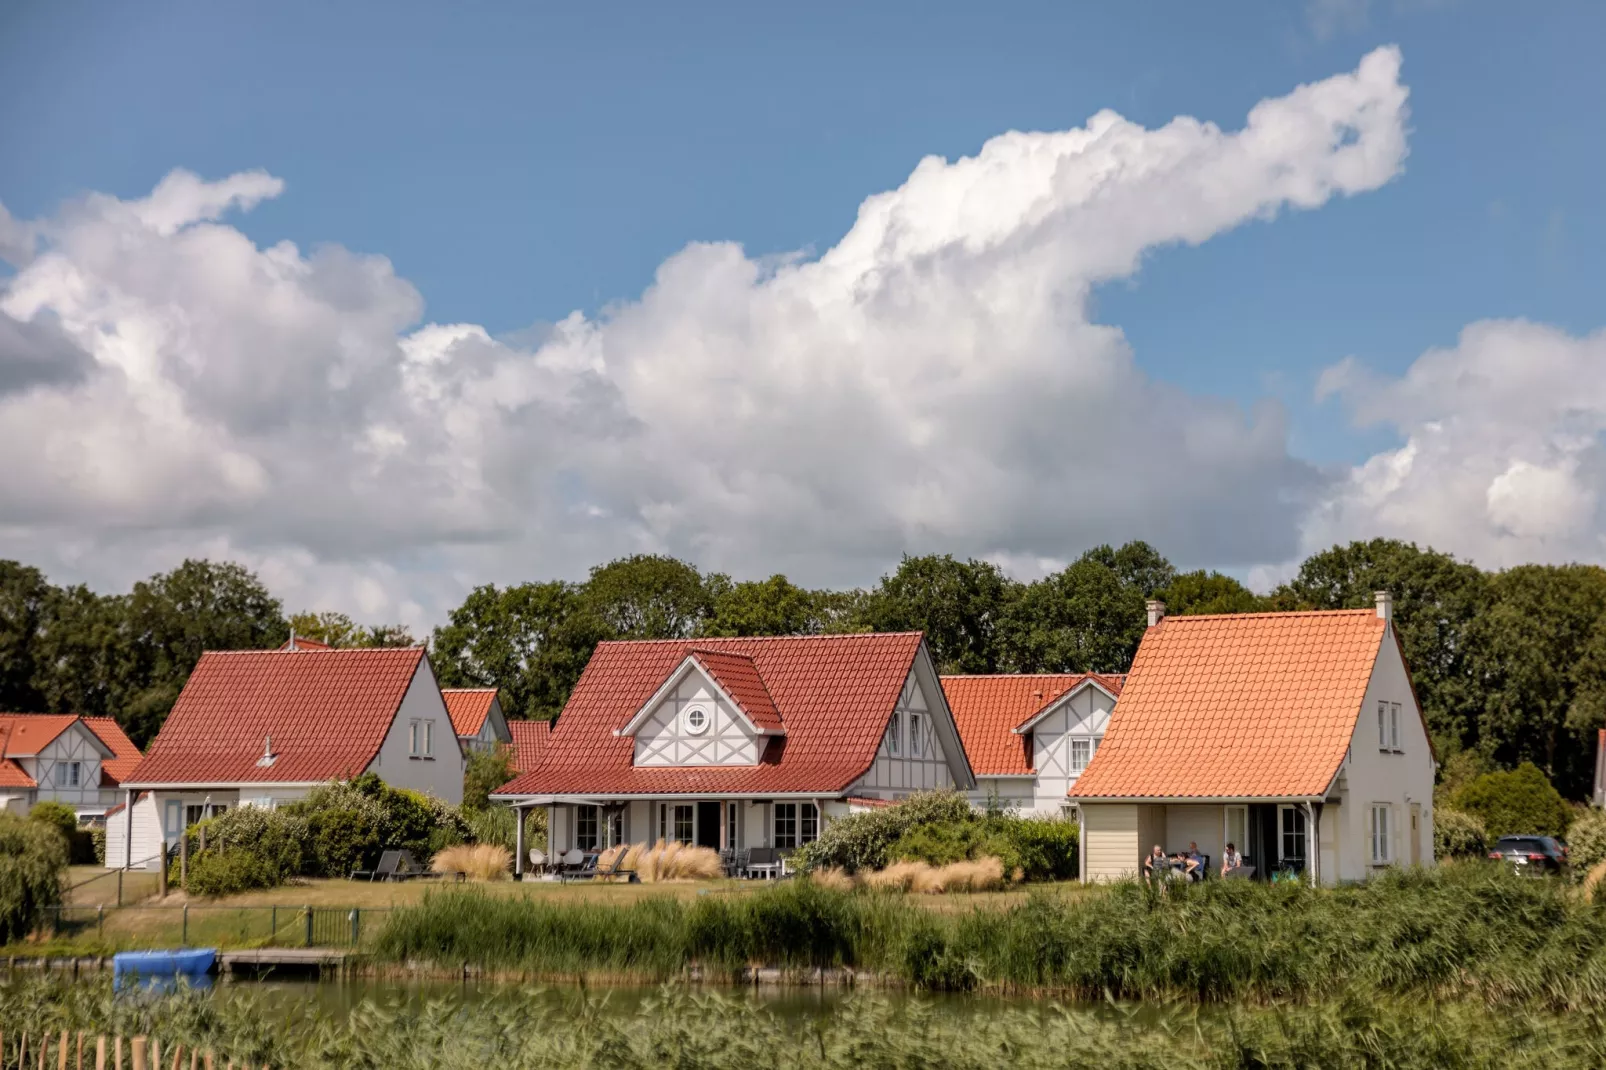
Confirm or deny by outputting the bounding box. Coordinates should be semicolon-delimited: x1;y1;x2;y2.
90;824;106;865
582;554;714;639
1159;570;1268;615
175;807;308;895
1433;808;1489;860
997;555;1146;672
464;804;547;853
184;849;280;898
286;610;416;648
0;561;51;711
462;746;515;812
1079;540;1176;598
889;821;989;867
855;555;1015;673
303;807;381;878
702;574;842;637
996;814;1080;881
27;801;78;841
1452;762;1573;839
1566;809;1606;875
792;791;973;873
885;811;1079;882
0;811;66;942
285;775;466;876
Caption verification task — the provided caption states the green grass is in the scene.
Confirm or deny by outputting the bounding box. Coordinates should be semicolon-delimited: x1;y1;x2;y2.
374;865;1606;1005
5;973;1606;1069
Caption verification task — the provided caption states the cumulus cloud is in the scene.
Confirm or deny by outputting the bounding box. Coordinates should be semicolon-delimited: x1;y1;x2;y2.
1304;319;1606;568
0;49;1412;628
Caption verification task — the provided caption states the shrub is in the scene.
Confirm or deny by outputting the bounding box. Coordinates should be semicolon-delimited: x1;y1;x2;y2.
304;807;381;878
28;801;78;841
90;825;106;865
0;811;67;942
792;791;974;873
889;821;988;867
288;776;468;874
989;814;1078;881
1567;809;1606;875
431;843;511;881
185;849;280;898
1433;807;1489;860
462;747;514;812
1452;761;1572;839
863;858;1006;894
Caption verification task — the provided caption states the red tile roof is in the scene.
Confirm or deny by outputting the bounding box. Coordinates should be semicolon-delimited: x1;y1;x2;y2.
689;650;784;732
126;648;427;786
0;719;35;788
495;633;926;798
281;636;332;651
1071;610;1388;800
508;718;551;774
82;717;145;787
941;674;1125;776
0;714;80;757
442;688;498;737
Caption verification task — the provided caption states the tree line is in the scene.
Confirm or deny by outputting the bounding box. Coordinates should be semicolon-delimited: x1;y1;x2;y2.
3;539;1604;798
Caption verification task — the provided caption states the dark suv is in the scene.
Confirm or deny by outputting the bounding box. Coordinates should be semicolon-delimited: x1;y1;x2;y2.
1488;835;1568;874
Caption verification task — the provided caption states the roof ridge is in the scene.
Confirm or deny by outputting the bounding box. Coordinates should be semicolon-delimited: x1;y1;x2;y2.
441;686;498;693
1158;608;1379;623
939;672;1097;680
595;631;923;647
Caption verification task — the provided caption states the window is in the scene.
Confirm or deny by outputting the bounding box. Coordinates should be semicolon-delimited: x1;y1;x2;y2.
1069;739;1092;773
1278;805;1307;864
672;804;694;844
409;719;420;757
908;713;922;755
424;719;435;758
774;802;820;849
684;705;709;735
576;805;599;851
727;802;740;850
884;716;900;756
1370;804;1392;864
56;761;82;788
1389;703;1402;751
1377;702;1388;751
1224;805;1248;859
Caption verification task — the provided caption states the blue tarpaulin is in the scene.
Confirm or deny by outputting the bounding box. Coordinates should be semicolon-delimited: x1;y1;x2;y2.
112;948;216;992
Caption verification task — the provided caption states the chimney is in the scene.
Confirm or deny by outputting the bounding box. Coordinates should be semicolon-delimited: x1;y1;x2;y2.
1375;590;1393;623
1146;600;1167;627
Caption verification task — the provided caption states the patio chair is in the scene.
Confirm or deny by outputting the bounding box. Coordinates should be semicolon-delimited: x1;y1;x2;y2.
559;851;600;884
745;847;782;880
719;848;735;877
350;850;405;882
526;849;548;877
394;849;442;881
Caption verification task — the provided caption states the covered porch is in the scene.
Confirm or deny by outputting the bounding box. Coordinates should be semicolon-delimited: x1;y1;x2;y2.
507;795;837;879
1078;798;1338;885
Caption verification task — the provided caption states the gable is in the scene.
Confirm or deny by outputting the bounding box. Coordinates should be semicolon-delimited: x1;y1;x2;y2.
631;661;764;767
857;653;975;792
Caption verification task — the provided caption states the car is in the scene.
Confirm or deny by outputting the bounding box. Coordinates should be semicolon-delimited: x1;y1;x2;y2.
1488;835;1568;874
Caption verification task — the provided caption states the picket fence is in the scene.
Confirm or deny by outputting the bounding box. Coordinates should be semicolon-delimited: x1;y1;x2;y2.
0;1030;270;1070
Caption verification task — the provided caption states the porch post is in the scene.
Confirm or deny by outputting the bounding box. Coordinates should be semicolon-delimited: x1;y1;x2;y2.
1075;805;1086;884
1305;802;1320;887
123;788;134;869
514;804;526;878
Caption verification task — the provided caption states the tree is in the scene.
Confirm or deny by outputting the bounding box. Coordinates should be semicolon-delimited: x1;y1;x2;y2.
703;574;832;637
289;611;417;648
1273;540;1492;759
1450;761;1572;840
1468;564;1606;797
432;581;609;721
1079;541;1177;599
856;555;1017;673
581;555;713;639
997;558;1146;673
462;747;515;812
1158;570;1267;616
32;585;131;718
0;561;51;711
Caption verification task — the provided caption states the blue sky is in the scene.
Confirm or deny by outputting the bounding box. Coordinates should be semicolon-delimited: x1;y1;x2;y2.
1;1;1603;624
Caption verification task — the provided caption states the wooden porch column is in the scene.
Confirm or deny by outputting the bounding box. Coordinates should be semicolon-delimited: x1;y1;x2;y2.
123;788;134;869
514;805;526;878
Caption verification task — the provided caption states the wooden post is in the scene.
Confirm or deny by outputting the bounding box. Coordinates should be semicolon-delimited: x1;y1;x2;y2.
189;1051;198;1070
303;906;312;948
169;1046;182;1070
77;1031;85;1070
96;1036;106;1070
59;1030;69;1070
18;1031;26;1069
157;844;168;898
514;804;525;878
179;829;189;891
115;1035;124;1070
130;1037;145;1070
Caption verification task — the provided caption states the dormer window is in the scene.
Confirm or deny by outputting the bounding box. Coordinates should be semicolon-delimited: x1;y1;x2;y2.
684;705;710;735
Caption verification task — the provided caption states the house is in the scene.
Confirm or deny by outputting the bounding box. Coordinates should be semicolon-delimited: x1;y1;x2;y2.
508;718;551;774
0;714;144;821
443;688;513;754
941;673;1124;813
108;646;464;869
491;632;975;873
1070;594;1435;885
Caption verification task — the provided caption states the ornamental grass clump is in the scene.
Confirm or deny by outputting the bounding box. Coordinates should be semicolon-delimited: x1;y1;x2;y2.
431;843;511;881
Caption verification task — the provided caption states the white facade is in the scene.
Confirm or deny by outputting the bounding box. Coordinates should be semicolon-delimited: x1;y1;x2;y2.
0;721;122;819
968;681;1116;814
458;694;512;754
849;669;958;798
631;663;767;767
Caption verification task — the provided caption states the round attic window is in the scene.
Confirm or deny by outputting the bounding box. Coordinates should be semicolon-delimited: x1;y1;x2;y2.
684;705;710;735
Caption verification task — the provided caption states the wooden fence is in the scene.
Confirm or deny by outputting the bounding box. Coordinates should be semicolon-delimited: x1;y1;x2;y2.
0;1030;270;1070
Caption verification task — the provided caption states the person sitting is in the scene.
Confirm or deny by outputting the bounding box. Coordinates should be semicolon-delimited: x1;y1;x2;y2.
1183;841;1205;881
1143;844;1170;884
1221;842;1245;878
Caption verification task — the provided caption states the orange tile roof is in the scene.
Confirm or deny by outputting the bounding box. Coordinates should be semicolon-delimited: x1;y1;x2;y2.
0;719;34;788
941;674;1125;776
0;714;80;757
690;650;785;732
442;688;498;737
495;633;925;797
508;718;551;774
281;636;332;650
81;717;145;786
1071;610;1387;800
126;648;427;786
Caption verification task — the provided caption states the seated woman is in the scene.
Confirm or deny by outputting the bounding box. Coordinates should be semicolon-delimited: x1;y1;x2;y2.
1142;844;1170;884
1183;841;1206;881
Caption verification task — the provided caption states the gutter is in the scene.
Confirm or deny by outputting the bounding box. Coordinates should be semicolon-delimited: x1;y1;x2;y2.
121;780;331;791
1070;794;1334;805
491;789;850;804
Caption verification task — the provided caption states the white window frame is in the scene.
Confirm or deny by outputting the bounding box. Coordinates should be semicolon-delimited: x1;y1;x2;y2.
1224;805;1249;861
1370;804;1393;865
908;713;922;756
1388;703;1402;752
671;803;694;844
409;719;421;757
424;719;435;758
58;761;82;788
1277;804;1307;864
576;804;599;851
1377;701;1388;752
1069;738;1092;774
885;715;901;756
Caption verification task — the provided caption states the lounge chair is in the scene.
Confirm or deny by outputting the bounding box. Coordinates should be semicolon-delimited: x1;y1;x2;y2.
350;850;406;882
570;850;640;884
745;847;782;880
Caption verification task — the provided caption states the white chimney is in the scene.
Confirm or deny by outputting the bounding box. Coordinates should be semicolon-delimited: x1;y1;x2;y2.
1375;590;1393;623
1147;600;1167;627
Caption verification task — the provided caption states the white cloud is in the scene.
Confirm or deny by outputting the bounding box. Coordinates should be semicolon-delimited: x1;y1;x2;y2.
1305;319;1606;567
0;49;1413;626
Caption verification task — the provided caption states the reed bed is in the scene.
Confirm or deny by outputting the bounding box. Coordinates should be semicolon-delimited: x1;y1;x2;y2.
857;857;1007;893
430;844;512;882
5;974;1606;1069
376;865;1606;1005
595;841;723;882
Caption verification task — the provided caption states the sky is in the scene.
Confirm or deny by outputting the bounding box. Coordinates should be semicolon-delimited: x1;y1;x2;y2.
1;0;1604;632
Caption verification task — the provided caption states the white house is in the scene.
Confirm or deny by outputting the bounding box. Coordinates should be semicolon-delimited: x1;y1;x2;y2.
0;714;144;821
491;632;975;872
108;646;464;869
442;688;513;754
1071;594;1436;885
941;674;1124;813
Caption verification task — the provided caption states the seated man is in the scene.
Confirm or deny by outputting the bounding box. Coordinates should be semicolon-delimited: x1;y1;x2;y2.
1221;842;1245;878
1183;841;1205;881
1142;844;1170;884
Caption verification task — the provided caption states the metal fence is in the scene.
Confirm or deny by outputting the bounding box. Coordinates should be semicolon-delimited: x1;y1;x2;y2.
44;904;392;949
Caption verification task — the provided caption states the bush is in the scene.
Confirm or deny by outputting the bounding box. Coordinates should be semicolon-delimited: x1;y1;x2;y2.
304;807;381;878
990;814;1078;881
1433;807;1488;860
286;776;468;875
1452;761;1573;839
0;811;67;942
1567;809;1606;875
792;791;973;873
462;747;515;812
185;849;280;898
29;801;95;865
465;805;546;854
825;796;1076;882
90;825;106;865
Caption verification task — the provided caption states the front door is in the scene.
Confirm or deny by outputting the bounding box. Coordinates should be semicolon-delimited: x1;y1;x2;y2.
696;801;721;850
